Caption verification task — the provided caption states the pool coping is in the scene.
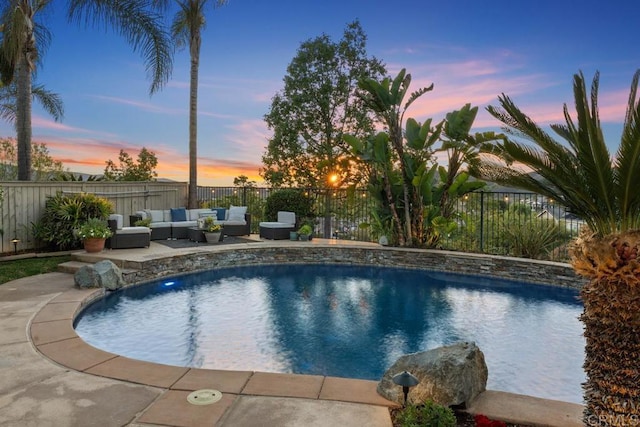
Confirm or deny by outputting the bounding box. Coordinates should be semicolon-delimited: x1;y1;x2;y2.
29;239;585;426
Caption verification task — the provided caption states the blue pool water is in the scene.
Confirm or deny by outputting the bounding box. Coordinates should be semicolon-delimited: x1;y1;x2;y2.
74;264;585;403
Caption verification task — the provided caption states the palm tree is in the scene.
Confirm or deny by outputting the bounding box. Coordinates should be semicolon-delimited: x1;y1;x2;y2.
0;1;172;181
165;0;228;208
477;71;640;425
0;81;64;125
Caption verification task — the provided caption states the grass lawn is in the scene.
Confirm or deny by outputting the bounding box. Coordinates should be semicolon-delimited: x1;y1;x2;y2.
0;255;72;285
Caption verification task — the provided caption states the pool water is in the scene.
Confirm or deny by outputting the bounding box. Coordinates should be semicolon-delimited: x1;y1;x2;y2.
74;264;585;403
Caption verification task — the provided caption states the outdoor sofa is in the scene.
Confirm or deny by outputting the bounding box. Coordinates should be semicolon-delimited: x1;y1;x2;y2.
106;214;151;249
130;206;251;240
259;211;296;240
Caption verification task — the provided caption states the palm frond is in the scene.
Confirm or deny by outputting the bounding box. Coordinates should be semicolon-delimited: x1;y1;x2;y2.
68;0;173;94
483;71;640;236
615;69;640;230
32;83;64;121
561;72;616;222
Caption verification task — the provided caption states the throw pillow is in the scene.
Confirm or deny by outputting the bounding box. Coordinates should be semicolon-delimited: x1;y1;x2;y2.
199;211;217;218
228;205;247;222
214;208;226;221
171;207;187;222
148;210;164;223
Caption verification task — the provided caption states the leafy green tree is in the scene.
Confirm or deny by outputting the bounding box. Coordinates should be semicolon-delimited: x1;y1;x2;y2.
233;174;256;188
261;20;385;189
164;0;228;208
103;147;158;181
263;189;314;223
0;137;64;180
476;71;640;425
0;0;172;181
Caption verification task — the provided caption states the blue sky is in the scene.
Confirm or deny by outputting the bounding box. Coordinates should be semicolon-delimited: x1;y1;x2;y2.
1;0;638;185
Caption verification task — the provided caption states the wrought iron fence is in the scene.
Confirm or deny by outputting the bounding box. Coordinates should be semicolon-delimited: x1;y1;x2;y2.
197;187;583;262
438;191;583;261
0;183;583;261
196;186;374;240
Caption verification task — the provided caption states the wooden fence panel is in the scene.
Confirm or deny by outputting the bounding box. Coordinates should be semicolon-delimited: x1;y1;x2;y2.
0;181;187;254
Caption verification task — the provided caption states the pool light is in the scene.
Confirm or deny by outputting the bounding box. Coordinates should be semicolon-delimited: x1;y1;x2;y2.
392;371;419;407
163;281;176;287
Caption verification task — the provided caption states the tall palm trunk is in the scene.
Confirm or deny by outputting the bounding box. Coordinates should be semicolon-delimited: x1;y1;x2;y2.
571;231;640;425
16;56;32;181
187;31;201;208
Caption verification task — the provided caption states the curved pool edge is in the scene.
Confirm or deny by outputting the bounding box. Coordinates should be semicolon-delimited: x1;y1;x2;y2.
28;240;585;426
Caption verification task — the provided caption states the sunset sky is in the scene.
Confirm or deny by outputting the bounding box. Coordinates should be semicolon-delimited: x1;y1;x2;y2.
1;0;638;185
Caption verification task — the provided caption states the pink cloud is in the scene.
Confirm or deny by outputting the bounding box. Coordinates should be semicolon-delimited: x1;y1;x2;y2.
92;95;186;115
31;133;261;186
31;116;104;134
221;119;271;160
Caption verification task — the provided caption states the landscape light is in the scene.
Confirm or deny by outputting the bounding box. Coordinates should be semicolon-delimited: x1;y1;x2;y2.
11;236;19;255
392;371;419;407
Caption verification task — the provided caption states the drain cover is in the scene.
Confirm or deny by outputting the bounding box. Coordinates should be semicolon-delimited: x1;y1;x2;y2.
187;389;223;405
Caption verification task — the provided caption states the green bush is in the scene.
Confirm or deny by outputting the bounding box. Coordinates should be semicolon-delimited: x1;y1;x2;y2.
264;189;314;222
503;218;569;260
395;400;456;427
34;192;113;250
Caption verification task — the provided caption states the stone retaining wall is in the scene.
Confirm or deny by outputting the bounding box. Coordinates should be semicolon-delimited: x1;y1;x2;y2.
121;245;586;290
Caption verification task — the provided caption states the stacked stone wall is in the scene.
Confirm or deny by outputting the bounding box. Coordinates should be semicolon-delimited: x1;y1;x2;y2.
121;245;585;290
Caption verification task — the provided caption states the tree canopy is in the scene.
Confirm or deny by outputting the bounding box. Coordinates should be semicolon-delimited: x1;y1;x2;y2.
0;137;64;180
103;147;158;181
261;20;385;188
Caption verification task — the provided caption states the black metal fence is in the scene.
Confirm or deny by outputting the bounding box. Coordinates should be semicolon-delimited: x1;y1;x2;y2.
198;187;583;262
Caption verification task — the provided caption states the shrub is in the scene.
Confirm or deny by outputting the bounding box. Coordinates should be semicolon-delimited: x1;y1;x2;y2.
503;218;568;259
134;217;152;227
395;400;456;427
264;189;314;222
34;192;113;250
298;224;313;235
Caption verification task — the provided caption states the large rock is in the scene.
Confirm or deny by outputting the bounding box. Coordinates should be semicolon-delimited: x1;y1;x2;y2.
74;260;124;290
378;341;487;407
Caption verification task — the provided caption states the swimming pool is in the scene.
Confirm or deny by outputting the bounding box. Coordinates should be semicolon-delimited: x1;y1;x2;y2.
74;264;585;404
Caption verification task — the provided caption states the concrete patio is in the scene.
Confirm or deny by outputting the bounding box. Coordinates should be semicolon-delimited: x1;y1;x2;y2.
0;238;584;426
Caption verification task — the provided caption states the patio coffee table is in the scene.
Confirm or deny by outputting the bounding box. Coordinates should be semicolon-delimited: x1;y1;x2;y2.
188;227;206;242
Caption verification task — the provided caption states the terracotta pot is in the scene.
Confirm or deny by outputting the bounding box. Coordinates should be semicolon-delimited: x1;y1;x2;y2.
84;238;106;253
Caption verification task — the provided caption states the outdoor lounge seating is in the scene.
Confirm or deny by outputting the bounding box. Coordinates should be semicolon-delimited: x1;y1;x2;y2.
259;211;296;240
106;214;151;249
131;206;251;240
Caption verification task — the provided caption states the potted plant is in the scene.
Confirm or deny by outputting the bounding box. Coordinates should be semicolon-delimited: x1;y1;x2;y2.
77;218;113;253
134;217;152;228
202;217;222;243
297;224;313;241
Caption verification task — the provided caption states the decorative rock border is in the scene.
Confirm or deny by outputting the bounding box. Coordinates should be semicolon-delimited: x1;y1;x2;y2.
109;245;586;290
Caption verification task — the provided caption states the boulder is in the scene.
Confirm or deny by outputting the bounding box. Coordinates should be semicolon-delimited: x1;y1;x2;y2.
378;341;487;407
74;260;124;290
